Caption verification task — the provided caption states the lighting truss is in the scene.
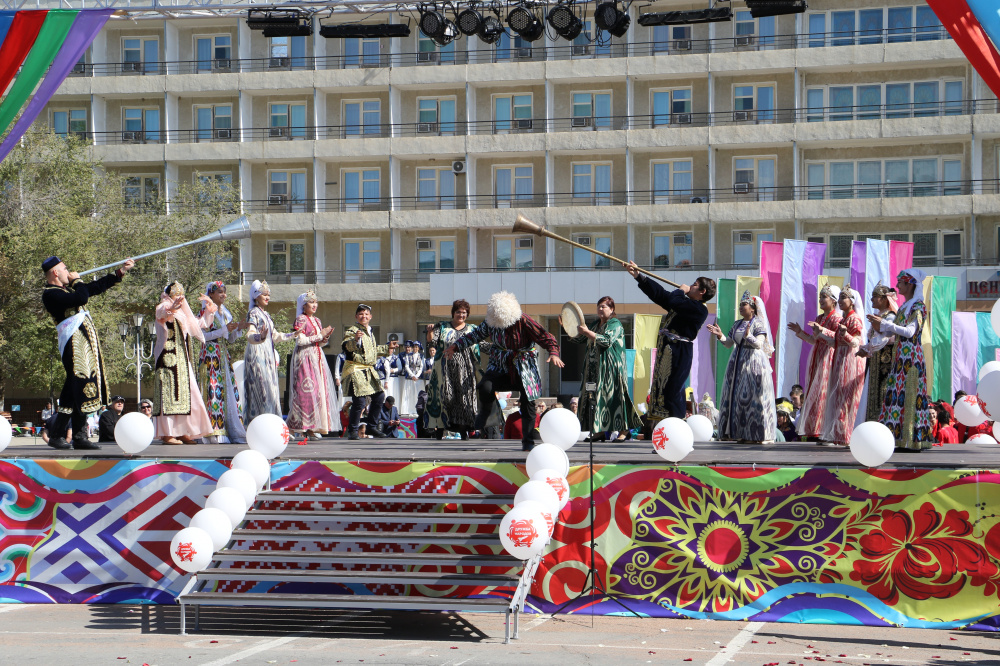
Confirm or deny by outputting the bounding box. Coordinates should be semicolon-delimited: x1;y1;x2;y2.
744;0;807;19
638;7;733;26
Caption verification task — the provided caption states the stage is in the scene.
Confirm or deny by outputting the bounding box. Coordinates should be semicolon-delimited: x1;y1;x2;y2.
2;435;1000;632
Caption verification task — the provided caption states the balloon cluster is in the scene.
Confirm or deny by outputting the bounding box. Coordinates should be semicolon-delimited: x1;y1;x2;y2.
651;417;695;463
499;408;576;560
169;413;288;573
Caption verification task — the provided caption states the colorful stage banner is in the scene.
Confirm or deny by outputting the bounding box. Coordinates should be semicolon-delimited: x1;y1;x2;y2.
927;1;1000;98
760;241;784;386
715;279;735;400
953;312;979;397
632;314;661;407
932;277;958;401
775;240;826;397
690;314;716;402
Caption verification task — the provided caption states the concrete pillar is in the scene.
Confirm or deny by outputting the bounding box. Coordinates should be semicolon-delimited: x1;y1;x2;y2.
468;228;477;271
91;25;107;73
625;147;633;204
164;21;179;74
391;228;401;282
389;155;401;210
627;224;635;263
314;231;326;282
90;95;105;139
239;159;251;214
164;92;178;144
314;89;326;138
626;76;634;126
545;79;554;133
389;85;401;136
545;150;554;207
708;148;716;266
164;162;178;215
313;158;325;212
313;16;327;62
238;20;252;66
546;237;555;269
239;92;252;142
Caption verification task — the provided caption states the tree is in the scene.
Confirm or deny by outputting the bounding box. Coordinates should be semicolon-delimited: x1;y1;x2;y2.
0;131;245;408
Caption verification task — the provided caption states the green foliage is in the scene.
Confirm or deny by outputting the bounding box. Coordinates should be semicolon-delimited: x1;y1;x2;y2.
0;131;242;403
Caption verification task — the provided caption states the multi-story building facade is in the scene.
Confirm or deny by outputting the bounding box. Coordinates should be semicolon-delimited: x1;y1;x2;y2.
39;1;1000;395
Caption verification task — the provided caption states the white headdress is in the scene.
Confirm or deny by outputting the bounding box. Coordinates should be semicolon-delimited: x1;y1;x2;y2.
898;268;927;315
485;291;522;329
750;296;775;358
250;280;270;306
842;285;868;346
296;290;317;318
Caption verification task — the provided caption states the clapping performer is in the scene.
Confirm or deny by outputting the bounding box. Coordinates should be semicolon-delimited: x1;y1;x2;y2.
787;284;842;441
286;291;339;439
342;303;399;440
243;280;294;422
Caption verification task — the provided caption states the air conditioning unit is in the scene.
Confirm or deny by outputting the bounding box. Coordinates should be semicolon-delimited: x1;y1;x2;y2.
516;237;533;249
572;44;590;56
673;233;690;244
734;183;753;194
513;119;533;131
689;196;704;204
214;58;232;71
452;160;466;174
735;35;755;47
416;238;433;250
270;241;287;253
733;110;754;122
576;235;592;246
417;51;439;62
673;40;692;51
121;131;141;143
269;57;289;68
417;122;439;134
268;195;288;206
571;116;593;128
736;232;753;243
672;113;692;125
214;128;232;140
515;47;532;59
121;62;140;73
269;127;287;138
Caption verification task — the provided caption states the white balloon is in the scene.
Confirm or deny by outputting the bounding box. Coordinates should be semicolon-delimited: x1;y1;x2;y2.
0;414;11;453
978;370;1000;419
992;299;1000;337
217;468;258;510
981;361;1000;382
233;360;245;392
246;413;290;459
686;414;714;442
517;499;555;537
538;407;581;451
499;503;549;559
170;526;214;573
993;420;1000;442
968;433;997;446
525;443;569;478
577;431;590;442
205;486;248;528
114;411;155;454
954;393;988;427
514;479;559;514
530;468;570;509
652;417;694;463
189;507;234;551
231;449;271;491
849;421;895;467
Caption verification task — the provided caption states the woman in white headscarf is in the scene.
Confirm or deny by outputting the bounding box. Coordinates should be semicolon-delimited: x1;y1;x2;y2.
788;284;842;441
868;269;933;451
818;285;868;446
198;281;248;443
706;292;777;443
151;282;215;444
243;280;293;423
286;291;340;439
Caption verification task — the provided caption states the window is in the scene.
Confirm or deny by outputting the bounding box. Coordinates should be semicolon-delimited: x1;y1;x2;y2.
651;88;692;126
417;97;457;134
806;157;963;199
573;233;612;269
269;35;307;68
52;109;87;138
572;92;612;129
733;84;774;122
493;93;532;132
269;240;306;282
417;167;457;209
733;157;776;200
494;166;533;206
733;230;773;266
122;37;159;73
734;11;775;47
831;11;856;46
888;7;913;42
916;6;943;40
195;34;232;72
496;32;531;61
858;9;883;44
808;7;944;47
495;237;533;271
268;170;308;211
417;238;456;272
806;81;962;121
269;102;307;139
197;172;233;187
808;14;826;48
342;169;380;210
815;231;961;267
344;240;381;282
344;100;381;136
945;81;964;115
194;104;232;141
572;21;611;57
651;160;693;203
653;25;690;53
419;33;455;62
572;162;613;204
652;232;693;268
124;174;160;209
344;37;380;67
122;107;161;143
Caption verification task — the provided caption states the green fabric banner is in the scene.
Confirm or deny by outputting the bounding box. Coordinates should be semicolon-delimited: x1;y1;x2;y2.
930;276;956;401
0;10;77;134
715;278;736;399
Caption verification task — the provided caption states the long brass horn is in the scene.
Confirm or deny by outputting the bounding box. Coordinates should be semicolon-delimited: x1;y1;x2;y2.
512;214;680;288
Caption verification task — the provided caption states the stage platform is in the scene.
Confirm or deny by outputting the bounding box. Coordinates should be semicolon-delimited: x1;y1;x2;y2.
3;435;1000;467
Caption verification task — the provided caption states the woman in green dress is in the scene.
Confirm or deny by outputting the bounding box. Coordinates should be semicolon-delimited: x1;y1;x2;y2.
565;296;641;439
424;299;483;440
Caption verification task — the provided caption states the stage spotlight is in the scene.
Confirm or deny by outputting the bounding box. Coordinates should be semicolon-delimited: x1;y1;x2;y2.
456;8;484;36
547;3;583;41
744;0;807;18
507;5;545;42
477;15;504;44
638;7;733;26
419;8;459;45
594;1;630;37
247;9;311;36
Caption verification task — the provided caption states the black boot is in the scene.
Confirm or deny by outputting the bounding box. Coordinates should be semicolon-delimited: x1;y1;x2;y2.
47;436;71;450
72;435;101;450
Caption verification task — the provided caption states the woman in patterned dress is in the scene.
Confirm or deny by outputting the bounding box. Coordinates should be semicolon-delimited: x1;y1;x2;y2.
564;296;640;439
198;281;248;443
286;290;339;439
425;299;482;440
787;284;841;441
819;286;867;446
870;269;933;451
707;292;776;443
243;280;293;423
858;282;898;421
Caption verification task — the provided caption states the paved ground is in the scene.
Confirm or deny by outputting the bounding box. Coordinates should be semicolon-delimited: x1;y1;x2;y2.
0;604;995;665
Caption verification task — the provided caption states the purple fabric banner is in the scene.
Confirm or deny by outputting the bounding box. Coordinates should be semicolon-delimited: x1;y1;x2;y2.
850;241;866;296
690;314;716;401
0;9;112;163
952;312;979;398
798;242;827;387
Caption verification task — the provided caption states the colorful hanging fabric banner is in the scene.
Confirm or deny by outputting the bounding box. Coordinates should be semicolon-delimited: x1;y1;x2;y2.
776;240;827;398
889;242;915;307
691;314;716;402
632;314;661;409
927;0;1000;98
759;242;784;387
952;312;979;398
931;276;957;402
715;278;736;400
0;11;16;46
0;10;49;99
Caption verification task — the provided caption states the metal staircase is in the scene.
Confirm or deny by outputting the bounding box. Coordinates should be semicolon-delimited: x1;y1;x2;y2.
177;489;541;642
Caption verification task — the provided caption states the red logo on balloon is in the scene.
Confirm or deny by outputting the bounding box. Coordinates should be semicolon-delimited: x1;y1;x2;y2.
280;424;291;446
978;395;994;419
652;428;669;451
507;518;539;547
175;541;196;563
545;476;566;501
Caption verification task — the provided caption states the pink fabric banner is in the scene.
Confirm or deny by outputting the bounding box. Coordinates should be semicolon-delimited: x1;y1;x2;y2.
888;241;914;307
850;241;866;295
690;314;716;401
951;311;979;398
759;241;784;388
799;242;827;387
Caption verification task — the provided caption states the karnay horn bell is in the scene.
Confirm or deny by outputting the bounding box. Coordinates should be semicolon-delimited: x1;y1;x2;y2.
512;214;681;288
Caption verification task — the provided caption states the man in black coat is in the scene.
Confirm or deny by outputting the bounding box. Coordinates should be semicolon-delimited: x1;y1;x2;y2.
98;395;125;443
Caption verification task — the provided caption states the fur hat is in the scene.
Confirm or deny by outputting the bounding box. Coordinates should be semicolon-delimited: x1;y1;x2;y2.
485;291;522;329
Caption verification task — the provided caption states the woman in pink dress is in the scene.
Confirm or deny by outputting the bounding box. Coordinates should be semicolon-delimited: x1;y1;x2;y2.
151;282;214;444
819;286;868;446
787;284;842;441
286;291;340;439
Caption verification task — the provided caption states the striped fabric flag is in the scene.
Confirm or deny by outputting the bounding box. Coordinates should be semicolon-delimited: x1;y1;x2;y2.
715;278;736;400
930;276;957;401
927;1;1000;98
775;240;827;397
850;239;914;339
0;10;113;163
954;309;1000;398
